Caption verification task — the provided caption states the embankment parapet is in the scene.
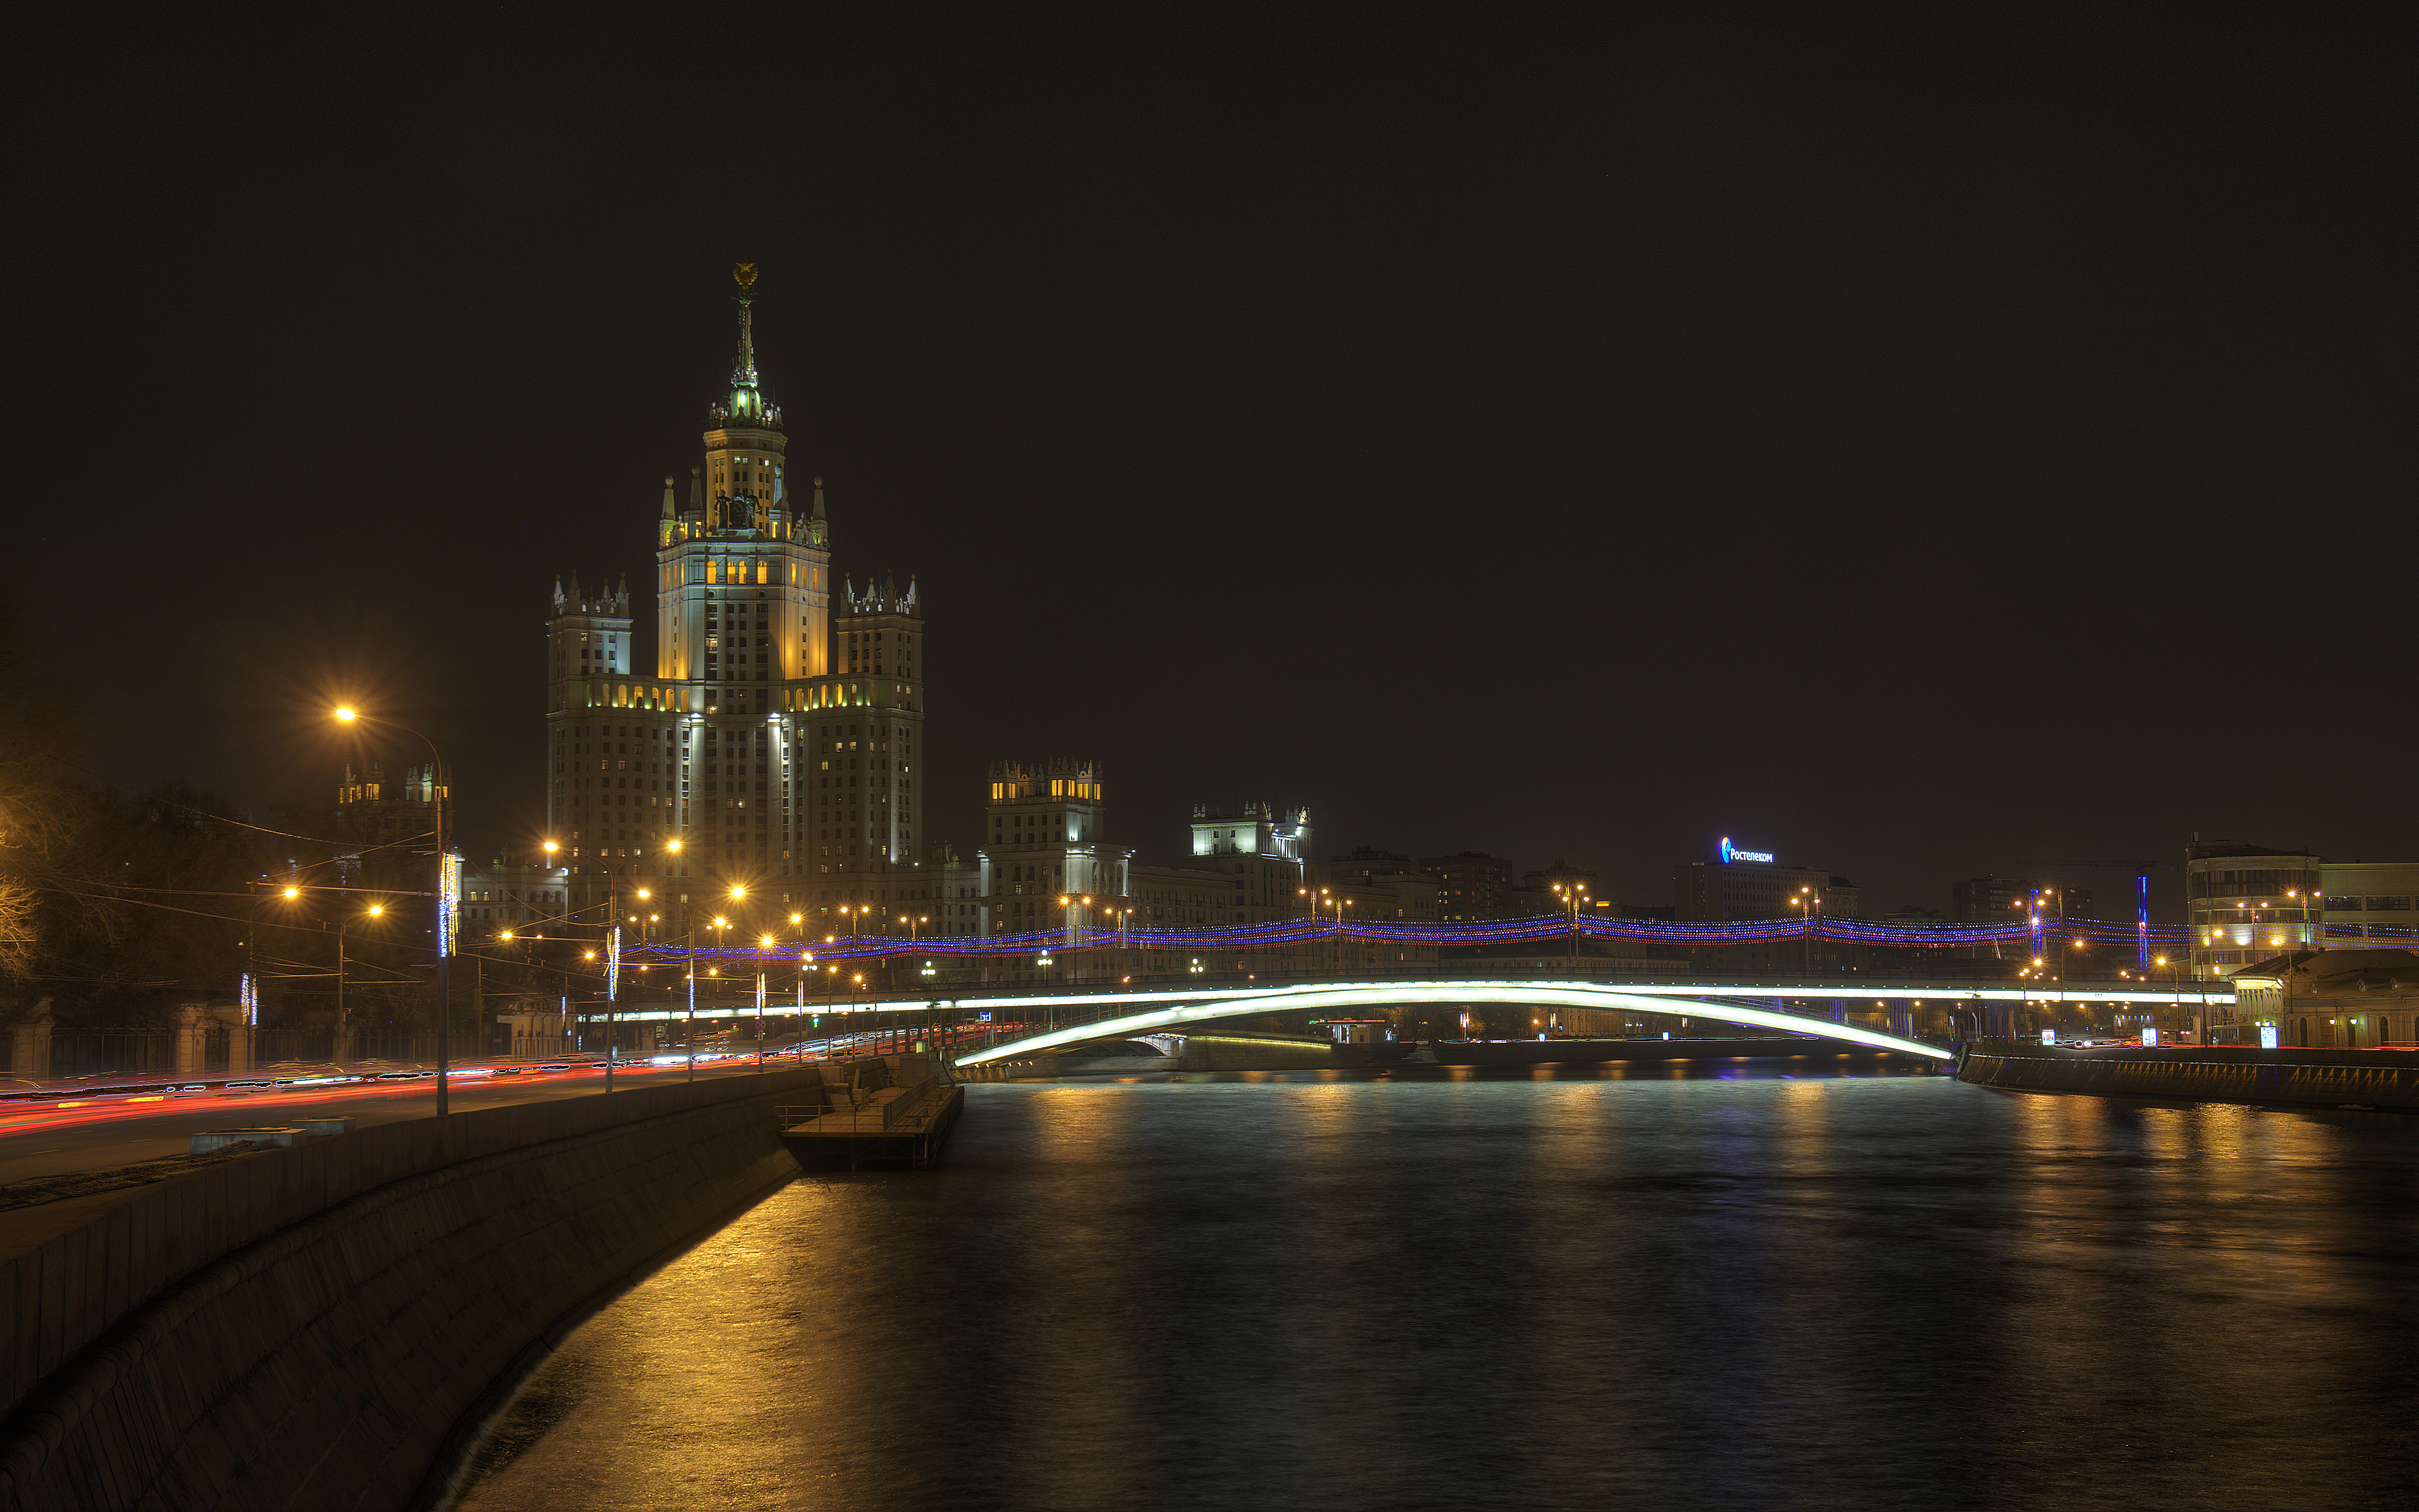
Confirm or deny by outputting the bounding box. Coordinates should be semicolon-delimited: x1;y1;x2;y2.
0;1063;861;1512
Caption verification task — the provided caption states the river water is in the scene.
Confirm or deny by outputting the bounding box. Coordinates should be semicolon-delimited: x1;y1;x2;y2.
452;1064;2419;1511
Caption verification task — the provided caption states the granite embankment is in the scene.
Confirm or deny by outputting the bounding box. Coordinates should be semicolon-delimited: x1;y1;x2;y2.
0;1062;862;1512
1955;1041;2419;1111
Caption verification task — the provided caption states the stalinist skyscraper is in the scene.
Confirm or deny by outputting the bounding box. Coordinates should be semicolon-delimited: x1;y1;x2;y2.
544;265;929;932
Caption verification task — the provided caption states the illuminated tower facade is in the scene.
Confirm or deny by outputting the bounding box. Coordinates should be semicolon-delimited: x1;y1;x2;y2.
545;265;930;933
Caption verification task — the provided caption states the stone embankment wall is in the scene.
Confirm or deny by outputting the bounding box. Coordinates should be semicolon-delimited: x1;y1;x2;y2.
1955;1042;2419;1111
0;1064;841;1512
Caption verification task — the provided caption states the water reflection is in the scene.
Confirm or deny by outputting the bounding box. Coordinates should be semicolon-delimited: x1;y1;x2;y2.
454;1070;2419;1512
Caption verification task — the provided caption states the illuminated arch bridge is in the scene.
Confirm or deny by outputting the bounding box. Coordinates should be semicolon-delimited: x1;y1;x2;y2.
901;978;2238;1068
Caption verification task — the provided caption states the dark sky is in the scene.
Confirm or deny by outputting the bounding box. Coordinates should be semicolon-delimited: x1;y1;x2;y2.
17;8;2414;918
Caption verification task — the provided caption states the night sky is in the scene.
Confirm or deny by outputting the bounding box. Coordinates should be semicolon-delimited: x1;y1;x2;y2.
19;9;2413;917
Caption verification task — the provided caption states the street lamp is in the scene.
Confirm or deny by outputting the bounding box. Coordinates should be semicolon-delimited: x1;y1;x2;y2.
755;932;776;1069
1551;880;1590;964
335;705;456;1114
2286;889;2321;950
1789;888;1823;973
334;902;384;1068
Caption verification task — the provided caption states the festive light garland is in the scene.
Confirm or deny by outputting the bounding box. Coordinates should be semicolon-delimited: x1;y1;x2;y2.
600;910;2358;967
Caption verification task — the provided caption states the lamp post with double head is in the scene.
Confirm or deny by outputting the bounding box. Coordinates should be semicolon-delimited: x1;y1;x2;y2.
1789;887;1824;975
1552;880;1589;965
335;707;454;1114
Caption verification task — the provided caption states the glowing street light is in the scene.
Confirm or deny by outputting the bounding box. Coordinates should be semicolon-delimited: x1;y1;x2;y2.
333;899;388;1068
334;704;456;1114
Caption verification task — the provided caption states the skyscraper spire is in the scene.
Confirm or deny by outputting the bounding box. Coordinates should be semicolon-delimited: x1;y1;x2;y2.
732;261;761;389
710;262;782;429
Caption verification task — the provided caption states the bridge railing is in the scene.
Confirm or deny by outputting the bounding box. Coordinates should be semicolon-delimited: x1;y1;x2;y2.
882;964;2228;1008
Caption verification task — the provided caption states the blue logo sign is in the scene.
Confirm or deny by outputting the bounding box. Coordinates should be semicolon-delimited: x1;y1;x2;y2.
1719;836;1775;864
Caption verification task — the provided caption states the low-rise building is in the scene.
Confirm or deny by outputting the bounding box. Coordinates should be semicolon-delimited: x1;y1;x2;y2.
1421;852;1513;920
1951;875;2093;924
2319;860;2419;947
2220;948;2418;1047
2185;844;2419;977
458;861;572;941
1675;840;1860;973
1676;844;1860;923
2184;841;2322;977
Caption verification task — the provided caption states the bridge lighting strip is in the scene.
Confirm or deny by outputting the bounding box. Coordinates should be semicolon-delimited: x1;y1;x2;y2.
853;979;2234;1015
924;980;2240;1068
603;914;2419;966
620;912;2259;964
584;979;2238;1021
946;984;1968;1066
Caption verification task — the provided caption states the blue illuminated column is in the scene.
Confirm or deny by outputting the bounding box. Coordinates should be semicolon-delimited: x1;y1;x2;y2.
2138;874;2150;973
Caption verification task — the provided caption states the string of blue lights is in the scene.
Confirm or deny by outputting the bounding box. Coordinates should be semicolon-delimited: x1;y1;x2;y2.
600;913;2407;966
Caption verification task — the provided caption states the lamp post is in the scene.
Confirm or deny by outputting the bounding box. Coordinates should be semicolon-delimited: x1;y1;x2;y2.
1552;880;1589;965
754;933;775;1070
334;902;384;1068
2285;889;2321;952
1056;895;1091;982
335;706;454;1115
1789;888;1823;975
243;883;303;1037
698;910;734;1080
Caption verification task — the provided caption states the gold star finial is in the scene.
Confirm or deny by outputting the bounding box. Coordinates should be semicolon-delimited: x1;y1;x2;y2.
733;261;759;293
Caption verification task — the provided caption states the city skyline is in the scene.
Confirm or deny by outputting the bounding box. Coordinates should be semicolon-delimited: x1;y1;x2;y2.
14;11;2412;918
4;18;2414;1510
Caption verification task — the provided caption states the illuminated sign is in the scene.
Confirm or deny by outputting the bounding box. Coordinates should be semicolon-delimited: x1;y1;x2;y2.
2259;1024;2279;1050
2141;1026;2160;1047
2042;1028;2057;1045
1718;836;1775;865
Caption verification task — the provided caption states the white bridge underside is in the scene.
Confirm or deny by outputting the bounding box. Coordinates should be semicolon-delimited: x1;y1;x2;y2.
935;980;2237;1067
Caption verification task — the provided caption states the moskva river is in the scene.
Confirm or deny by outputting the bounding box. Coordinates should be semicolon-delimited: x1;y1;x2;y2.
453;1064;2419;1511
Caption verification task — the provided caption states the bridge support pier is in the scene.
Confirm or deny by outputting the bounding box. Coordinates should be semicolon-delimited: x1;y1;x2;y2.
1888;1003;1914;1039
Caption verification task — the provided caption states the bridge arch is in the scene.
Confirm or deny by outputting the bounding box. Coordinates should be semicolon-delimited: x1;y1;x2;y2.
952;980;1954;1067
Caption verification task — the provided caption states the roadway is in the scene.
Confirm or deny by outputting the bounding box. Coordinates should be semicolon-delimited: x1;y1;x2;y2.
0;1058;795;1188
